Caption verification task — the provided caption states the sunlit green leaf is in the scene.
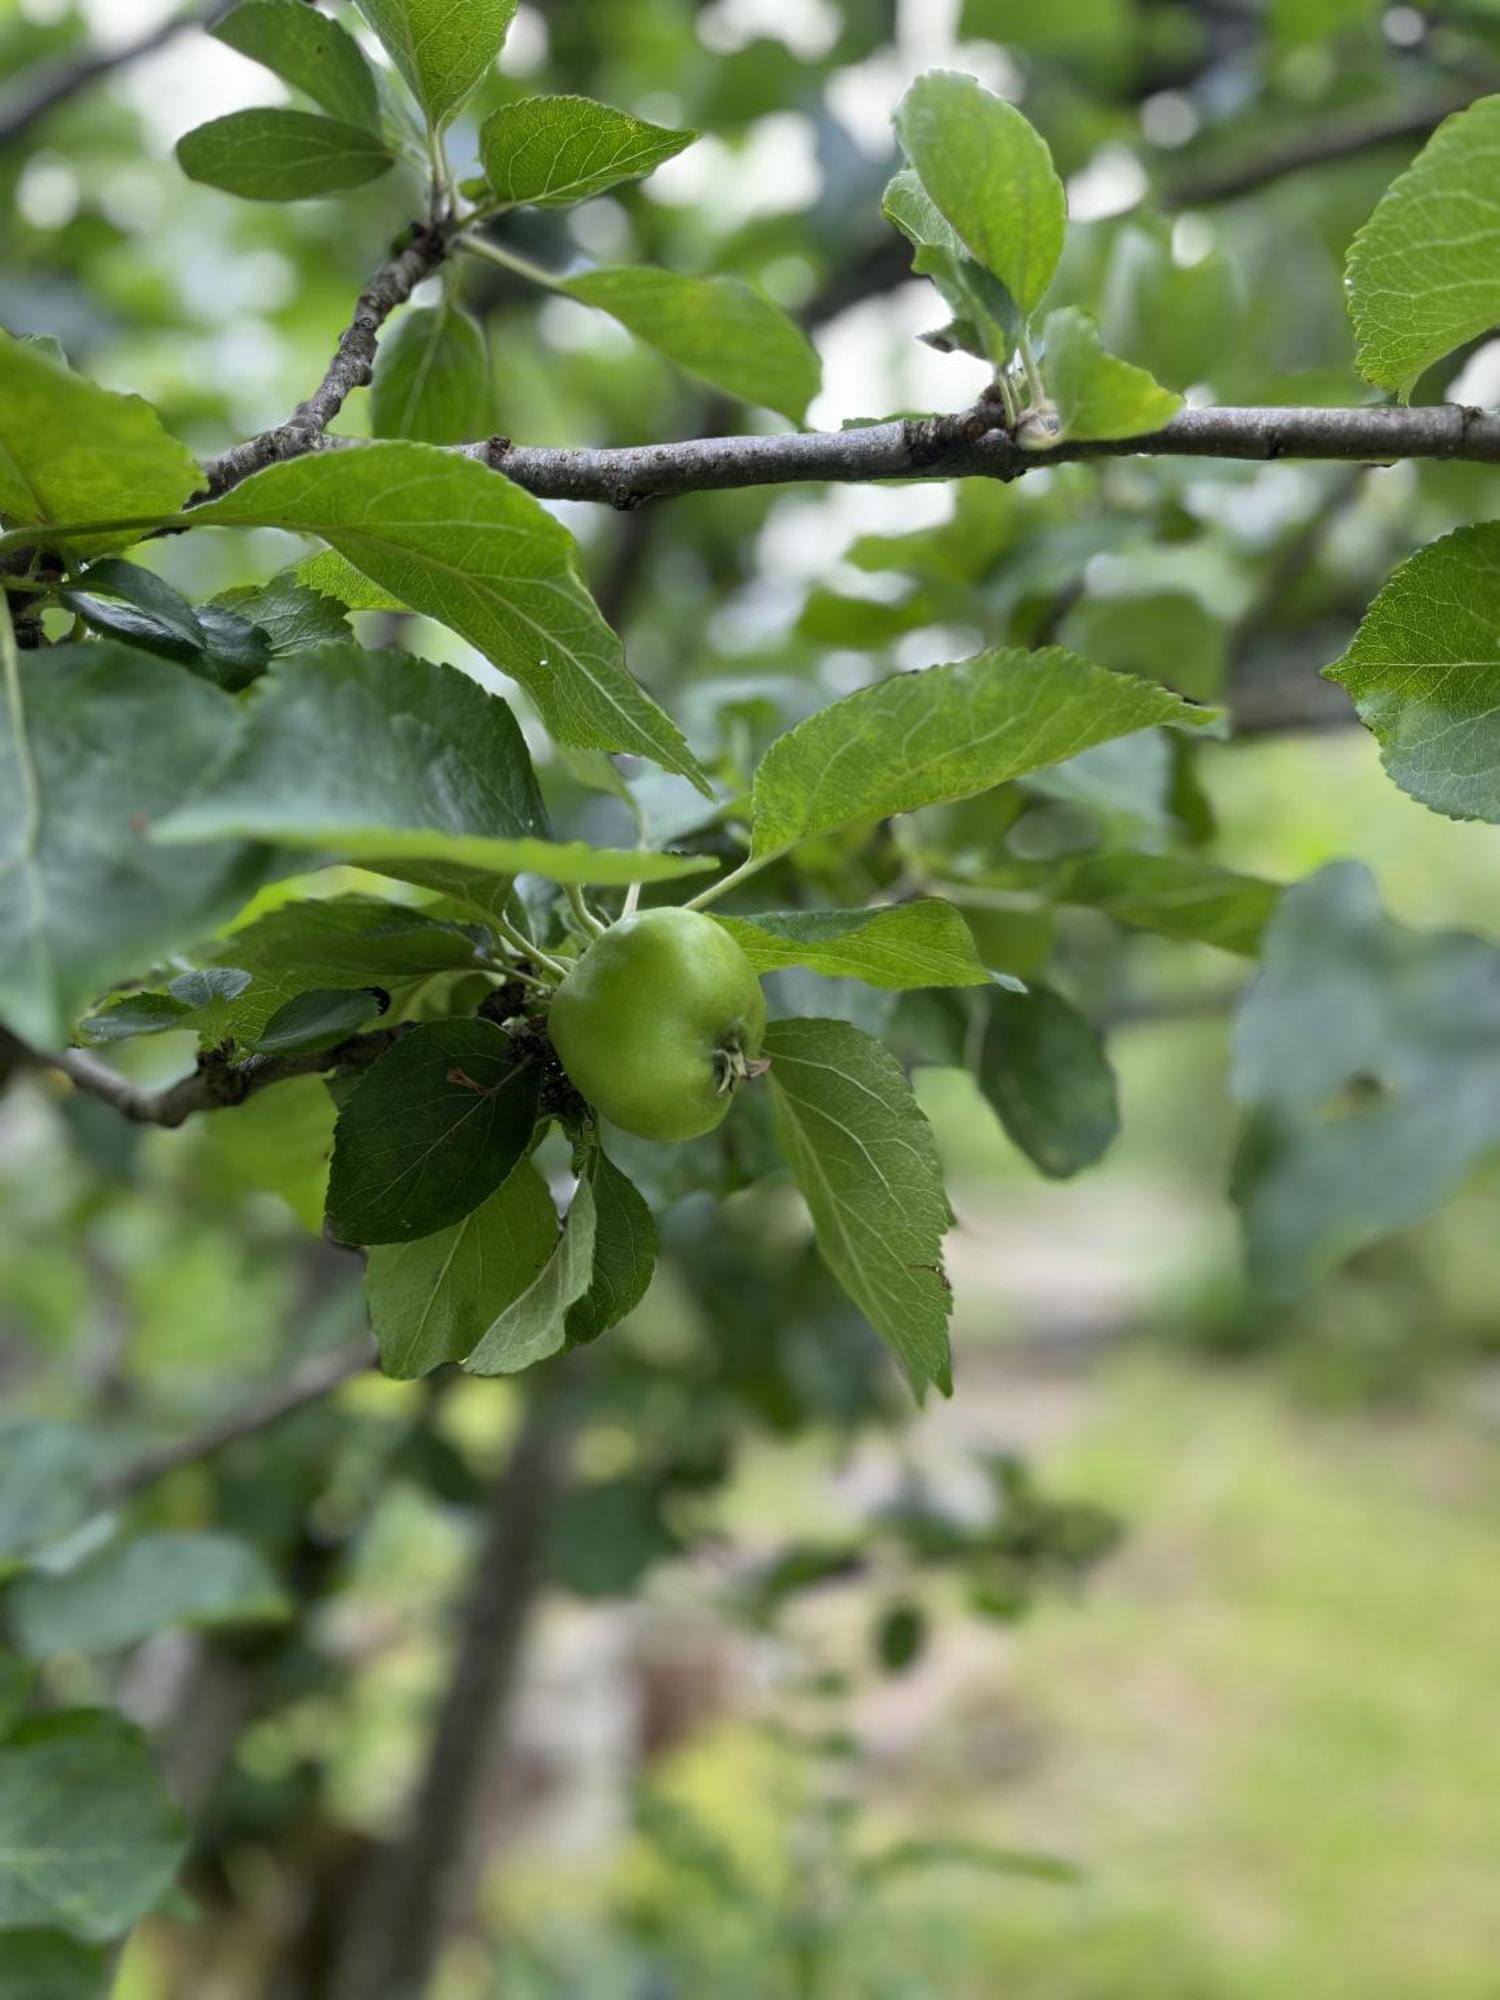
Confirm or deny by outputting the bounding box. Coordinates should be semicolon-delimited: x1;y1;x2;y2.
355;0;517;127
893;70;1066;319
188;444;707;786
719;901;993;989
1346;94;1500;397
1037;308;1181;444
465;1176;597;1374
562;267;821;423
481;94;694;207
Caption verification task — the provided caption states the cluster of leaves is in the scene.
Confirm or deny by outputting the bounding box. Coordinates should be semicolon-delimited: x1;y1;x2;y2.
8;0;1500;1980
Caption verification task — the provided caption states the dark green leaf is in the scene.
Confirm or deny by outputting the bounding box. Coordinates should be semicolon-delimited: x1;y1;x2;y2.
11;1532;288;1657
0;1929;106;2000
78;993;192;1044
176;109;394;201
0;1711;186;1942
212;0;380;127
765;1017;953;1399
251;986;386;1055
979;983;1119;1179
327;1019;541;1243
154;646;712;900
1231;862;1500;1293
213;573;351;654
0;1424;93;1566
565;1145;658;1345
0;643;261;1049
876;1601;926;1673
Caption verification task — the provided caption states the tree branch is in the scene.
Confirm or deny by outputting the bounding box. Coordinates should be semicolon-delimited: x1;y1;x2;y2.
1161;86;1486;208
202;220;454;497
0;0;240;152
100;1337;375;1499
468;400;1500;506
330;1378;573;2000
4;1027;399;1128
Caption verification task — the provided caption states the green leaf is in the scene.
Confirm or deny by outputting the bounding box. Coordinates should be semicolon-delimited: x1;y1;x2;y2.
212;0;380;127
1061;589;1227;704
153;646;714;901
176;109;394;201
370;304;492;446
197;1071;339;1232
210;894;485;1003
292;548;408;614
1325;523;1500;822
481;94;694;207
0;1930;106;2000
0;643;261;1050
355;0;517;127
0;1711;186;1942
1045;852;1279;956
187;443;708;787
719;901;993;990
893;70;1066;320
1232;862;1500;1294
465;1176;597;1375
749;647;1214;865
0;334;200;554
565;1145;657;1346
881;167;1019;361
1100;221;1240;393
58;558;205;653
79;992;192;1045
1345;94;1500;397
561;267;821;424
11;1532;288;1658
1037;308;1181;444
978;984;1119;1178
0;1424;93;1566
368;1160;559;1376
251;987;386;1055
213;573;351;654
326;1018;541;1244
765;1016;953;1399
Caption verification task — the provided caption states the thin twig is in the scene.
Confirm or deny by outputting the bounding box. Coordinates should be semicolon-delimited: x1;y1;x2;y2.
0;0;241;151
1160;85;1486;208
99;1338;376;1499
5;1027;399;1128
202;220;455;496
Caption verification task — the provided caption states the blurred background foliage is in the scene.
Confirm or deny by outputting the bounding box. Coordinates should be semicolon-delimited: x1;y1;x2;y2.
6;0;1500;1993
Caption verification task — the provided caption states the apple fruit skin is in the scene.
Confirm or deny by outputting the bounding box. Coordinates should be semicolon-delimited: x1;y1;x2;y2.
547;908;767;1143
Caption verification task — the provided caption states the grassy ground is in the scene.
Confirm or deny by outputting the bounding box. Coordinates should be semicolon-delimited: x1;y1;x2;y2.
844;1358;1500;1998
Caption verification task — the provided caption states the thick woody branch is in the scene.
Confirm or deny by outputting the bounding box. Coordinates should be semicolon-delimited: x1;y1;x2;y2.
199;399;1500;514
202;221;453;496
5;1027;398;1129
468;400;1500;506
